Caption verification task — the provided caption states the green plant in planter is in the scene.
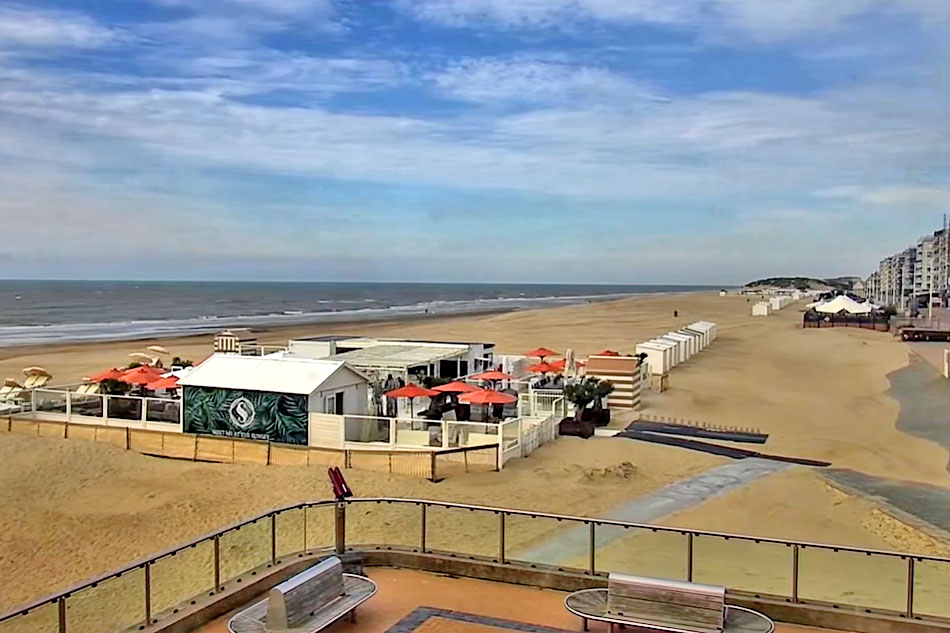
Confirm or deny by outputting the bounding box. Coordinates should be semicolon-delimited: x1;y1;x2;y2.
99;379;131;395
563;377;614;421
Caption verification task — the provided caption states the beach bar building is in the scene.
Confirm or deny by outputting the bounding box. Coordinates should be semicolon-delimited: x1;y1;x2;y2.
179;354;369;446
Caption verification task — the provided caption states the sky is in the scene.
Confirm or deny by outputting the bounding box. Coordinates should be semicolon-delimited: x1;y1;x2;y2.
0;0;949;284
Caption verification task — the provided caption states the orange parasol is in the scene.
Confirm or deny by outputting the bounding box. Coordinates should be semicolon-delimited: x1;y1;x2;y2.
527;361;559;374
119;365;164;385
525;347;559;359
458;389;517;405
596;350;620;356
471;370;515;381
431;380;480;393
85;368;124;382
384;383;440;418
146;375;179;390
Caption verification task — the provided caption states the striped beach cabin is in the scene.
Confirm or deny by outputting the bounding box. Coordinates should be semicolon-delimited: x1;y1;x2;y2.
584;355;643;411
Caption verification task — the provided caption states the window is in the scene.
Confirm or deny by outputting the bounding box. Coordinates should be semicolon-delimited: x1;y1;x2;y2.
325;391;345;414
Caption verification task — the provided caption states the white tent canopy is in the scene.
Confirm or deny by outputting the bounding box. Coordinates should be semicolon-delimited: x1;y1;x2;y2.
814;295;876;315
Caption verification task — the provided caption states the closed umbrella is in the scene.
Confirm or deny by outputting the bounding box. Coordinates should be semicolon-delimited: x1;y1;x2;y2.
147;345;169;355
384;383;440;419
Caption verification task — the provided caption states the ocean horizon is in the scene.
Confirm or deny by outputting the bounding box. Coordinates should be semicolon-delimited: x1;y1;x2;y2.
0;280;721;347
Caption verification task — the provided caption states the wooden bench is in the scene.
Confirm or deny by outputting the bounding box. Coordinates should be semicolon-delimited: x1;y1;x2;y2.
228;557;377;633
564;573;773;633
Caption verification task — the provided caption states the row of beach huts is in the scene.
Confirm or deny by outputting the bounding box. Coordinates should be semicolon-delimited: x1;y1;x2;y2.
751;295;794;317
635;321;718;391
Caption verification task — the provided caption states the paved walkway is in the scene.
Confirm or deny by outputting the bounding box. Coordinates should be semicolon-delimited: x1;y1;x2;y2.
517;458;788;565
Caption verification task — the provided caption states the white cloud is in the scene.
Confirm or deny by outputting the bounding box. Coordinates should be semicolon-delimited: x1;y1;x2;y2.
0;5;117;48
430;58;662;105
819;185;950;209
147;0;333;18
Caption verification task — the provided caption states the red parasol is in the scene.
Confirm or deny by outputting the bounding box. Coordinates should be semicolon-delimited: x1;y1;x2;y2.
527;361;559;374
596;350;621;356
431;380;480;393
458;389;517;405
550;359;566;370
146;375;179;390
384;383;439;418
471;370;515;381
525;347;559;359
85;368;123;382
119;365;164;385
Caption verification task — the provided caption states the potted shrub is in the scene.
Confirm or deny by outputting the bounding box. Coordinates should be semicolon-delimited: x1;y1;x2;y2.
560;377;614;438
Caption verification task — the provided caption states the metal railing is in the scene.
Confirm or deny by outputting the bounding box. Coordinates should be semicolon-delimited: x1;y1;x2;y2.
2;497;950;633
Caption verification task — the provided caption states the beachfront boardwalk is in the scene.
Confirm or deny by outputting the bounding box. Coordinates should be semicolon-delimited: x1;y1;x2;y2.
194;568;826;633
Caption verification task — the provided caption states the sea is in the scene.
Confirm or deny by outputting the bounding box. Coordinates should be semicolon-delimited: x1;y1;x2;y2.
0;280;719;347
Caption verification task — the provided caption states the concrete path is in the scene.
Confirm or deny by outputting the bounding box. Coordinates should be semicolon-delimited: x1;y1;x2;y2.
517;458;788;565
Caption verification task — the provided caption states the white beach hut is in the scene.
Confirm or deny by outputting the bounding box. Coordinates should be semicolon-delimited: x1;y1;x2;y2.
662;332;695;359
752;302;772;316
675;329;704;355
657;335;688;364
689;321;717;345
636;341;674;375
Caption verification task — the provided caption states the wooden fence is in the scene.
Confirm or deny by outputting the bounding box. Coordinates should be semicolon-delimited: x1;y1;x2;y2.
0;417;498;481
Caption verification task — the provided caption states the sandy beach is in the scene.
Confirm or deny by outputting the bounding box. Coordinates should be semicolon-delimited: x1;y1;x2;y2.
2;291;949;614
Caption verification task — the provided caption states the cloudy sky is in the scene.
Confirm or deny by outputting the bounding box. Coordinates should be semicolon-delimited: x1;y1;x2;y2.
1;0;949;283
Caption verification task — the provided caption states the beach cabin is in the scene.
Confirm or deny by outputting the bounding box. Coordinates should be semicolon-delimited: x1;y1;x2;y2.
635;342;674;376
752;302;772;316
687;321;717;347
658;333;691;362
584;355;643;411
649;338;681;367
214;329;257;354
675;329;704;355
769;296;789;311
179;353;368;447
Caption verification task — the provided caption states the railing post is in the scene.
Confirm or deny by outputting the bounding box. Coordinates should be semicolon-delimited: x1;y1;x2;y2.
58;596;66;633
214;535;221;591
271;513;277;564
907;557;915;618
141;397;147;425
588;522;596;575
420;504;427;553
102;395;109;422
499;512;506;564
389;418;396;448
335;501;346;554
65;391;71;422
144;562;152;626
687;533;694;582
792;544;800;603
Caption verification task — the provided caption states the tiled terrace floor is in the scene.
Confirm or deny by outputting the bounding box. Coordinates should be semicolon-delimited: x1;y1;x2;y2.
196;568;840;633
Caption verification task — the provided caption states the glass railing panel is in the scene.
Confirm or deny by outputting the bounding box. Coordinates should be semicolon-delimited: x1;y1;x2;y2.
692;535;791;597
274;508;305;559
798;546;906;612
150;540;215;616
595;525;688;580
218;517;271;583
65;567;145;633
504;513;584;570
913;558;950;618
0;602;58;633
345;500;421;551
304;503;336;551
425;505;499;559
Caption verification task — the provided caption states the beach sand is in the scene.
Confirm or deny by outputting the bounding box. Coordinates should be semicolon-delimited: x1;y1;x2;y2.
2;291;949;615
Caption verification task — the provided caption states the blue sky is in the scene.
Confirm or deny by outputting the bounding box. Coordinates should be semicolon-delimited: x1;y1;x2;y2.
1;0;949;283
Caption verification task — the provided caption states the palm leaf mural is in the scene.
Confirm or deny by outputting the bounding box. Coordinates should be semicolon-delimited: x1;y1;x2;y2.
183;386;309;445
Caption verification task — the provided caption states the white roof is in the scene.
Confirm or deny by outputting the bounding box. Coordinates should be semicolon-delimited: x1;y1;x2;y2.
644;339;677;349
814;295;874;315
327;344;465;368
688;321;716;332
179;353;363;394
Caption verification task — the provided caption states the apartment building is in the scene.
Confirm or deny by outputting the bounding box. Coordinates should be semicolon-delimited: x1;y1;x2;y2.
866;222;950;314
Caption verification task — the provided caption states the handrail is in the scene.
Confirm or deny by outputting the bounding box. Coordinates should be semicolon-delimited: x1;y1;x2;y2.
3;496;950;626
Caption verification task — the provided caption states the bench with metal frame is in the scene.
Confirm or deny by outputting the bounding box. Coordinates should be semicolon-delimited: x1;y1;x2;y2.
564;573;774;633
228;556;377;633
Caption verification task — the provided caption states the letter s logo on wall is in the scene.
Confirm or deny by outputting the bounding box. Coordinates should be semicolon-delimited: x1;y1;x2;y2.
228;396;256;430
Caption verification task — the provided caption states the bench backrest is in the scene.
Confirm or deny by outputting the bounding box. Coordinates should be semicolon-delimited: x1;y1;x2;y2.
266;556;344;629
606;573;725;633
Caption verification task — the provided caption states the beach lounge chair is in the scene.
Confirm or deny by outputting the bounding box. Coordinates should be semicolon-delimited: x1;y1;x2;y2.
23;374;50;389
